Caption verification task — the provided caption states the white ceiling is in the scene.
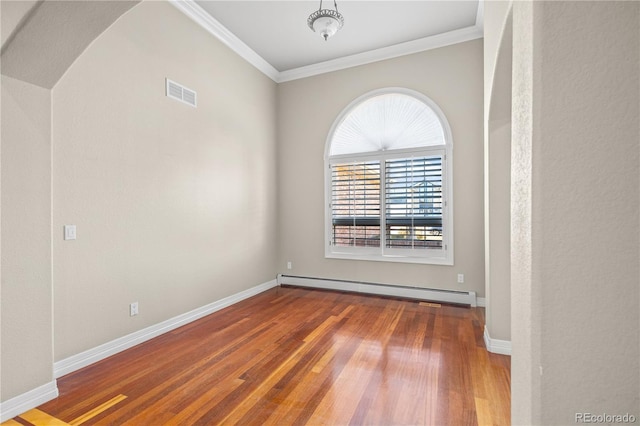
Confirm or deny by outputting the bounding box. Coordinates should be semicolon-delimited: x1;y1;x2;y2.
175;1;483;82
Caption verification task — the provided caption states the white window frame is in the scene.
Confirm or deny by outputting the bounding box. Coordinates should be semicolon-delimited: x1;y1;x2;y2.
324;88;454;265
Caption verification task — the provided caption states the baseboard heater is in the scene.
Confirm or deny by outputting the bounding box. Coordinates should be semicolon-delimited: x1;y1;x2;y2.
277;275;477;307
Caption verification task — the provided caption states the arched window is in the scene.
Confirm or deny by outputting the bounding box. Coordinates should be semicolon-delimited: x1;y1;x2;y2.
325;88;453;264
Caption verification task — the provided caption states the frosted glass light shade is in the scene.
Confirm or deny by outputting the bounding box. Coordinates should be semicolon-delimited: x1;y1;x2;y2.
313;16;340;40
308;8;344;41
330;93;446;157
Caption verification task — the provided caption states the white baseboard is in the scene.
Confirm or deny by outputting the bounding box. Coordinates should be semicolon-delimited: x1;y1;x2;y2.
278;275;477;307
54;279;278;378
0;380;59;423
483;325;512;355
477;297;486;307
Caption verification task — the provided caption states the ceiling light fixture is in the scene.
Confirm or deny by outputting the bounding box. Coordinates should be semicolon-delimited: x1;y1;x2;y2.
307;0;344;41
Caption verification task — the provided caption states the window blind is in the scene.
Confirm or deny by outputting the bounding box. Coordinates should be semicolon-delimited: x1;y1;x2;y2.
331;162;381;247
385;156;443;249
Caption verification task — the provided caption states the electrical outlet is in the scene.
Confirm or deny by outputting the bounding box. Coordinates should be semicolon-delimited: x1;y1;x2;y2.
287;261;292;270
457;274;465;284
130;302;139;316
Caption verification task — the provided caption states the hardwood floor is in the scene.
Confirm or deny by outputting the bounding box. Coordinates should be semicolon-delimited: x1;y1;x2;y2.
5;286;510;425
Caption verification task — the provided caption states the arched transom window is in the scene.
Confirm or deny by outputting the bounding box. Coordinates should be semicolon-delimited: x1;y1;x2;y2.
325;88;453;265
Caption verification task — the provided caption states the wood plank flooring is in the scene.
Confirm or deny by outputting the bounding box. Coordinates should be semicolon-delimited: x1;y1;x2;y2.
5;286;510;425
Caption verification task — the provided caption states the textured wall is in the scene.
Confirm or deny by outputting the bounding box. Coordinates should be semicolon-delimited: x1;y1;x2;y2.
277;40;485;296
511;1;640;423
511;2;538;421
536;2;639;421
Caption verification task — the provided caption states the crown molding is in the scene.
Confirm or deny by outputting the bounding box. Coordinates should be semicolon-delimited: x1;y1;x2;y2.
170;0;484;84
277;25;483;83
168;0;280;81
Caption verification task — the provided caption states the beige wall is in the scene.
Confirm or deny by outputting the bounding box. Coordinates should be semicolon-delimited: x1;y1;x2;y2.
511;1;640;423
484;1;513;344
486;121;511;342
536;2;639;420
1;75;53;400
277;40;485;296
511;4;537;421
1;0;139;407
52;1;277;360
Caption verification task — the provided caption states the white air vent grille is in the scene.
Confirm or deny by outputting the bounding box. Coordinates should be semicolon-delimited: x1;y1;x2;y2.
166;78;197;107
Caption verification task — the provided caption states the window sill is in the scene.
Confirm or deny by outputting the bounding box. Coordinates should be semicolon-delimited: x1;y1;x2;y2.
325;251;453;266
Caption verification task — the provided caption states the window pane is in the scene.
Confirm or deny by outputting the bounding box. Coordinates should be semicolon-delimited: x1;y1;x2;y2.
331;162;381;247
385;157;442;249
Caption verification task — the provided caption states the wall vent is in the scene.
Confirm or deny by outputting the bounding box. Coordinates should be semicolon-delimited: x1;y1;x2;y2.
166;78;197;107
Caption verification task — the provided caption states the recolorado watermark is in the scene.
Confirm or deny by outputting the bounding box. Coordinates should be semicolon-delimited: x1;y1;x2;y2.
576;413;637;423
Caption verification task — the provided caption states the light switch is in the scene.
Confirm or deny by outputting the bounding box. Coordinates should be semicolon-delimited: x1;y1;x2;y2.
64;225;77;240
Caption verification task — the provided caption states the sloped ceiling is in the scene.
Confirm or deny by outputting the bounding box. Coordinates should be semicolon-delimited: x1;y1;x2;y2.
0;0;139;89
